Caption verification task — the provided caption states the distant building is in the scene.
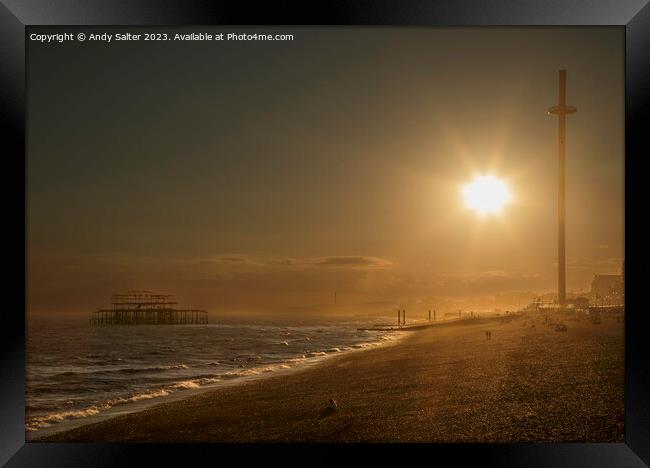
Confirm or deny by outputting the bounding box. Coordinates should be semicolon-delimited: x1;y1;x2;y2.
591;274;624;306
569;296;590;309
621;260;625;301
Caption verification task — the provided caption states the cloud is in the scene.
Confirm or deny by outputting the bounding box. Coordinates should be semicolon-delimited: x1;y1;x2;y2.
459;270;510;281
265;258;295;266
565;258;622;270
304;256;392;268
219;256;247;263
433;270;546;296
357;269;547;299
201;255;392;269
199;255;252;265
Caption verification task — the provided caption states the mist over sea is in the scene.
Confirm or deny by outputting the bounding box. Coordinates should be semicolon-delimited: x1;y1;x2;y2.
26;314;403;436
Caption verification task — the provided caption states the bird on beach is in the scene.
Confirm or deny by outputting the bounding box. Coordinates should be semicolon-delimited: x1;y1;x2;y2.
319;398;338;419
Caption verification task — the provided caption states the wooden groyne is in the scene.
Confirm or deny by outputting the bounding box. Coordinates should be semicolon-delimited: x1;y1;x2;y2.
358;316;471;332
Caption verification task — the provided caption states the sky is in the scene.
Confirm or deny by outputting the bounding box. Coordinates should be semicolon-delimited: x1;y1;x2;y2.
27;27;624;314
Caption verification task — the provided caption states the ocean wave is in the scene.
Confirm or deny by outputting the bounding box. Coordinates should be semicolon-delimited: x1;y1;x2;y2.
170;376;222;389
171;380;201;389
116;364;189;374
28;382;115;395
379;334;400;341
106;389;172;406
125;389;172;402
27;407;101;430
82;355;127;365
26;388;175;431
50;364;189;379
219;362;296;379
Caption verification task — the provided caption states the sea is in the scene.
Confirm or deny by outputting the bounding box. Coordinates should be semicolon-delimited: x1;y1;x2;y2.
26;314;404;438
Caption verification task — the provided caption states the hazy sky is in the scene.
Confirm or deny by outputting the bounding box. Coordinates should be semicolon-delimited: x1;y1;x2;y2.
27;27;624;313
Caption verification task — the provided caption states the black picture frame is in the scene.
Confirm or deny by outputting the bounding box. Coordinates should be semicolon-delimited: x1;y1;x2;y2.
2;1;649;466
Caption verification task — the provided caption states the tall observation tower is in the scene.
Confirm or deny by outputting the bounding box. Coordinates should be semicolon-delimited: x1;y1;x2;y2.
548;70;577;305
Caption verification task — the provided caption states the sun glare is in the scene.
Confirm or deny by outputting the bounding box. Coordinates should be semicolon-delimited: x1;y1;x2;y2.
462;175;512;215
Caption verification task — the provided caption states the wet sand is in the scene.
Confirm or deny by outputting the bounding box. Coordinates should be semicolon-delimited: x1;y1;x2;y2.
39;312;624;442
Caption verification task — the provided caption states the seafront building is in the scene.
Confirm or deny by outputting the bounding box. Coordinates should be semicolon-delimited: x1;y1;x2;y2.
590;274;624;306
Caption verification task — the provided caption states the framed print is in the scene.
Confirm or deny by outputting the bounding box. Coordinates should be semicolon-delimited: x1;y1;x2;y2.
1;0;649;466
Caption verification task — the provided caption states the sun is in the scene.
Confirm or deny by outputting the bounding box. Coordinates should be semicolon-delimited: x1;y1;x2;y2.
461;175;512;215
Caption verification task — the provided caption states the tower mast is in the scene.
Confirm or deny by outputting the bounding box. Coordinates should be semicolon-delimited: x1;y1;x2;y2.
548;70;577;305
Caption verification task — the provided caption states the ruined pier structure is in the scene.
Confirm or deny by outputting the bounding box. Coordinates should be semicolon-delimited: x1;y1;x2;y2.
91;290;208;325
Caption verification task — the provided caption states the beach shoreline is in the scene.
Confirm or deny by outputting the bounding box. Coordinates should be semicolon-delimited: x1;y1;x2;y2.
27;318;410;440
37;312;624;443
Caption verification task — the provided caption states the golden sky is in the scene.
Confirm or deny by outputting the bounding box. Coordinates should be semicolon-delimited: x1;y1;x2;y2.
27;27;624;313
